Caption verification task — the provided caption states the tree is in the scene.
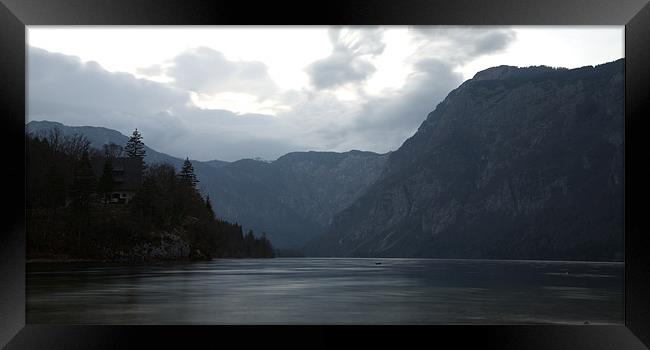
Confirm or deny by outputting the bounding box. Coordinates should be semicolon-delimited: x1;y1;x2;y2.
124;129;146;159
70;150;97;209
69;150;97;252
45;127;64;156
62;133;91;161
205;194;215;219
179;157;199;189
97;157;115;203
245;229;255;256
26;131;278;261
103;142;123;159
260;233;274;258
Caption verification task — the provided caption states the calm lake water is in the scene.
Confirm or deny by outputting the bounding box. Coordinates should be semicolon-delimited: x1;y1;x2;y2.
26;258;623;324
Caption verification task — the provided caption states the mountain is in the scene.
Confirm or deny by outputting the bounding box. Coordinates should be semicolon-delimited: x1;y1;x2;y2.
25;121;388;249
204;159;230;169
26;120;190;169
306;59;624;261
204;151;388;248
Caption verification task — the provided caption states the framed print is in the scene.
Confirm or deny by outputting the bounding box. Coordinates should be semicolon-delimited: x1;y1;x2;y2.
1;0;649;348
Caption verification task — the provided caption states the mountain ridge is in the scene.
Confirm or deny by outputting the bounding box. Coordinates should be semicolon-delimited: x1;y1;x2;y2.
306;59;624;261
26;59;624;259
26;120;388;249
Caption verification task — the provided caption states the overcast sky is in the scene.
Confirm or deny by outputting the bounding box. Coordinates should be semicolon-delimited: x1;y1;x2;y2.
27;26;623;161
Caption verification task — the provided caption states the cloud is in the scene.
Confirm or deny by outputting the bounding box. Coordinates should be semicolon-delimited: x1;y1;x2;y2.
162;47;278;98
409;26;517;64
27;27;518;161
28;47;190;117
136;64;164;77
306;53;376;91
27;47;297;161
346;58;464;152
282;58;463;154
306;27;386;90
290;27;515;153
326;27;516;152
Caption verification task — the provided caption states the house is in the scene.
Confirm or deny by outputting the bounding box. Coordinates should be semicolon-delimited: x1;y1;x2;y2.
91;157;143;204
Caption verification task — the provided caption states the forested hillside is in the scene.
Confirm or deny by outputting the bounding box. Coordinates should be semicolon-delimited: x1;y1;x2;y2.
26;129;274;261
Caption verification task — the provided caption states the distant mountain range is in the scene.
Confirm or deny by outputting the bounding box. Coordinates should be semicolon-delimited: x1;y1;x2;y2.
26;120;195;170
306;59;624;261
26;120;388;249
27;59;624;260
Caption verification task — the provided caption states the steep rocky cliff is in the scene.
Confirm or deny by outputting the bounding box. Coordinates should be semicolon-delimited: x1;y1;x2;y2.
307;60;624;261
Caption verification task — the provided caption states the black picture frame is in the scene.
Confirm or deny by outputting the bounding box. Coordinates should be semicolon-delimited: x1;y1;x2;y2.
1;0;649;348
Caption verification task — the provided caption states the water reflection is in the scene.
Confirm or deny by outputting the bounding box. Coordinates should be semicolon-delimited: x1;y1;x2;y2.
27;258;623;324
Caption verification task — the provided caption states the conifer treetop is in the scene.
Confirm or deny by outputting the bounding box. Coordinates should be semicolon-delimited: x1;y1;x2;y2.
125;128;146;159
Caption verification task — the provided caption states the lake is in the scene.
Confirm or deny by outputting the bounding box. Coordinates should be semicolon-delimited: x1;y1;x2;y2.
26;258;623;324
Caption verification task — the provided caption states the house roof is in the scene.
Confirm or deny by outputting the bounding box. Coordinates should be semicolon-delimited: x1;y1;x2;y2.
91;157;143;191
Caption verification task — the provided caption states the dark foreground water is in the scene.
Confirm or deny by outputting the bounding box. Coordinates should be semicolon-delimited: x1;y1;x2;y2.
27;258;623;324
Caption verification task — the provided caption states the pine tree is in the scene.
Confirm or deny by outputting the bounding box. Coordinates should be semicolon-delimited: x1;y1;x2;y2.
124;129;146;159
179;157;199;189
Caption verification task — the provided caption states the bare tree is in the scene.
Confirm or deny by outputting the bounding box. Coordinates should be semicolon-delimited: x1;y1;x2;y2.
62;133;91;161
103;142;124;159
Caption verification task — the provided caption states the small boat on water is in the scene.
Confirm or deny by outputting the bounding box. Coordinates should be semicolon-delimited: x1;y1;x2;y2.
375;262;382;265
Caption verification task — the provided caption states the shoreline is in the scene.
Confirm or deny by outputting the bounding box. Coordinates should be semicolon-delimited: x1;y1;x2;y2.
26;254;215;264
26;256;624;264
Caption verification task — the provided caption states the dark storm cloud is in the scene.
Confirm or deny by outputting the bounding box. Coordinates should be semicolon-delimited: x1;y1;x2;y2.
163;47;278;97
306;27;386;90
